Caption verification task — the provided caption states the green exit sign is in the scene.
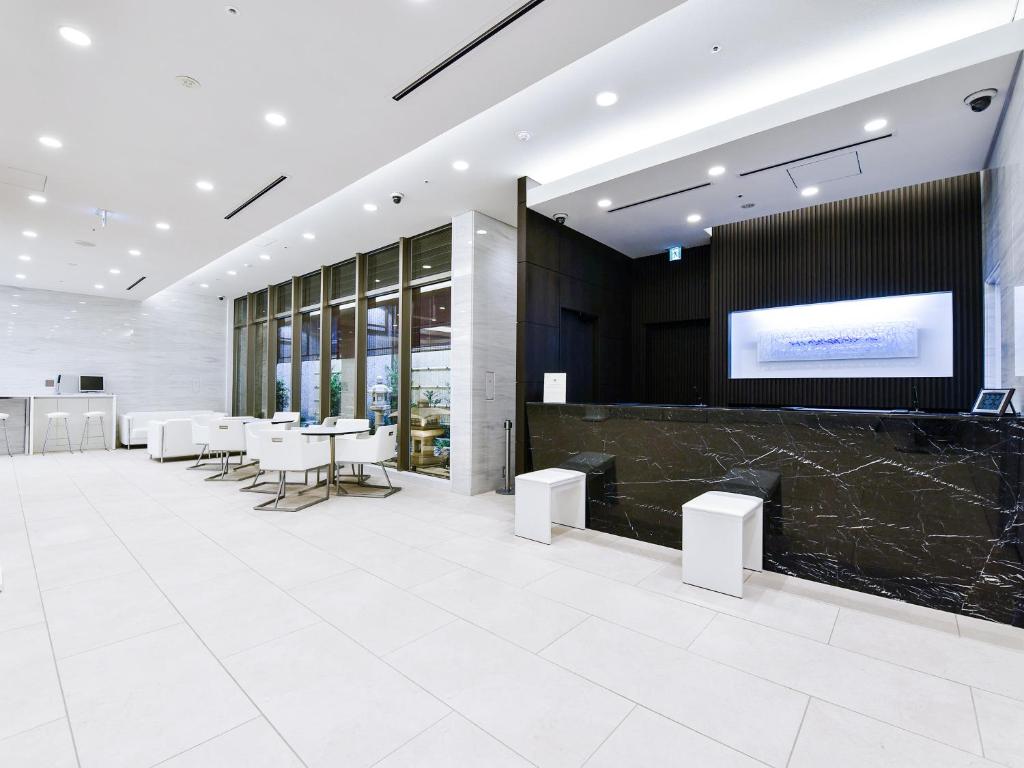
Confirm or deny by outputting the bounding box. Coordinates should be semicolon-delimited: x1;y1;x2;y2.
668;246;682;261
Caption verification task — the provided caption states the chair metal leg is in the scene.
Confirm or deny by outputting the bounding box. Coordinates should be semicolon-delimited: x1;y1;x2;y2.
41;419;52;455
1;421;11;457
64;419;74;454
339;462;400;497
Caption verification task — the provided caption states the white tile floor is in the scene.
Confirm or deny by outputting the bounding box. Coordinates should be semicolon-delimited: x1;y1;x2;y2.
1;449;1023;768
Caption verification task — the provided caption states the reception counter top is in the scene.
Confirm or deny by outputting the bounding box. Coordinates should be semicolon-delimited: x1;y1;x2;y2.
526;402;1024;626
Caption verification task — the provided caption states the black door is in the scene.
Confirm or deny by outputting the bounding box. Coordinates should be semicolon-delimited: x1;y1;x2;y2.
644;320;709;404
560;309;596;403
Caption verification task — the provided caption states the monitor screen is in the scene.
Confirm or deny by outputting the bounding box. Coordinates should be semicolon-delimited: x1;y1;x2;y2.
80;375;104;392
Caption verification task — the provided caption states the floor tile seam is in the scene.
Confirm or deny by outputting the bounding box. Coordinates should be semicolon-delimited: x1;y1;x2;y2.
362;709;461;768
52;619;186;663
10;465;85;768
684;639;985;756
578;703;637;768
783;697;811;768
145;715;264;767
0;716;67;748
58;471;313;768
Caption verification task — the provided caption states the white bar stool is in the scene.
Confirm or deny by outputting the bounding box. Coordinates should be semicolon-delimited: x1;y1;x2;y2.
0;413;11;457
682;491;763;598
514;468;586;545
42;411;74;454
80;411;110;451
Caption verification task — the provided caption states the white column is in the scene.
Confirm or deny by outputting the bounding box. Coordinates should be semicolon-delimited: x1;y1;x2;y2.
450;211;517;495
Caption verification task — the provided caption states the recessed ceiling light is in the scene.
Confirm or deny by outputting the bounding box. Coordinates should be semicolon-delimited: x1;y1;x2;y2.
93;283;103;289
58;26;91;47
227;270;237;276
17;255;31;262
864;117;888;132
452;160;470;171
801;186;820;197
109;268;120;274
597;199;612;208
687;213;702;223
200;283;209;288
129;249;141;256
38;136;63;149
708;165;726;177
363;203;378;212
22;230;37;238
516;130;532;142
264;112;287;127
28;194;46;204
595;91;619;107
259;253;271;261
195;180;214;191
476;229;488;235
155;221;170;230
302;232;315;240
15;274;26;280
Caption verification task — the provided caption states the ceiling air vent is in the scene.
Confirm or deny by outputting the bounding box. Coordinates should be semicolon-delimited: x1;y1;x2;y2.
126;276;146;291
739;134;892;177
224;175;288;220
608;182;712;213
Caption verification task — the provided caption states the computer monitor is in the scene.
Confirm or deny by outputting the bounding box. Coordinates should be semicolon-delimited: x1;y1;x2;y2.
80;375;104;392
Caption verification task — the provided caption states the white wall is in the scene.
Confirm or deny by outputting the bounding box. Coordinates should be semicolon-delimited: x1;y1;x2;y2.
982;58;1024;409
449;211;517;495
0;280;227;418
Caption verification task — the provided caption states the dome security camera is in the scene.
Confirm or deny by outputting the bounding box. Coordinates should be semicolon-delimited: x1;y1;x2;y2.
391;192;405;204
217;295;225;301
553;213;568;225
964;88;998;113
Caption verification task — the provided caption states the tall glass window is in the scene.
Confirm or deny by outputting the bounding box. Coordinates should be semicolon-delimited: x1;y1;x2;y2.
330;304;356;418
365;292;399;429
366;244;399;290
275;318;292;413
409;281;451;477
252;322;267;418
233;326;248;416
299;310;321;425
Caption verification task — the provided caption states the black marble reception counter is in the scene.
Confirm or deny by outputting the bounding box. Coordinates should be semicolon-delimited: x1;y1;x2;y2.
526;403;1024;626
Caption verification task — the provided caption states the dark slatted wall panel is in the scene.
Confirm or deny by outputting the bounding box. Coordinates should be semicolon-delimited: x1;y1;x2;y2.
631;246;710;398
708;173;983;411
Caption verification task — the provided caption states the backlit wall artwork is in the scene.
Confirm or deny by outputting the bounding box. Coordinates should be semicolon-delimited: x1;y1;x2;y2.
729;292;953;379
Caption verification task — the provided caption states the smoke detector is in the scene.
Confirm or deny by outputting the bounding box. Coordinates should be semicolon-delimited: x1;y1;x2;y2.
175;75;202;89
516;130;532;143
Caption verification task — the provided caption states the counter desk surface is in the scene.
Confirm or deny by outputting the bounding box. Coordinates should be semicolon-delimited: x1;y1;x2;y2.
526;402;1024;626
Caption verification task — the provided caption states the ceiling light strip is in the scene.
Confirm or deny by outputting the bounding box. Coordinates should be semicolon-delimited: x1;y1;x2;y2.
737;134;893;178
392;0;549;102
224;175;288;220
125;276;147;291
607;182;712;213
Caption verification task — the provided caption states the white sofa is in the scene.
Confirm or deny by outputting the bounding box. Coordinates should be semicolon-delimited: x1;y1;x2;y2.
146;414;226;461
120;410;222;448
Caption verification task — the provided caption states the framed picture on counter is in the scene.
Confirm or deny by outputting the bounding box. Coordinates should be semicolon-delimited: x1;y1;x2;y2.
971;388;1016;416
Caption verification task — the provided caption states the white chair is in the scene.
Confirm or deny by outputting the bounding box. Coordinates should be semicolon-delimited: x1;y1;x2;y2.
80;410;110;451
42;411;74;454
205;418;249;481
147;418;204;461
0;413;11;457
188;414;221;470
682;491;763;598
271;411;300;425
514;468;586;545
242;420;300;493
332;424;399;496
331;418;371;480
253;430;331;511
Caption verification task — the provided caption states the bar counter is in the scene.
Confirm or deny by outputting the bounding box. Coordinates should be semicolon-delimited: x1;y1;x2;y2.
526;402;1024;626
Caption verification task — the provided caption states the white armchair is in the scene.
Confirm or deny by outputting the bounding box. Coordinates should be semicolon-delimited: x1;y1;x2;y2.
241;420;300;493
187;414;222;470
252;431;331;511
146;418;206;461
271;411;300;425
205;418;249;481
333;424;399;497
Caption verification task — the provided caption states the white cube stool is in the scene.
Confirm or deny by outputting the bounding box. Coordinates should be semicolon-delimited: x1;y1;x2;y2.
682;491;763;598
514;468;586;545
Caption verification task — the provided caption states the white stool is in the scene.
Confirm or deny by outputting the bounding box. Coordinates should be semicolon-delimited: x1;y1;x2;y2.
0;413;11;457
80;411;110;451
514;468;586;545
682;491;762;598
42;411;74;454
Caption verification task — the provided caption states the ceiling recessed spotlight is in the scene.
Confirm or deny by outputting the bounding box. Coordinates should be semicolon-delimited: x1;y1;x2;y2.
93;283;103;289
227;270;237;276
38;136;63;149
15;274;26;280
18;255;31;262
58;26;91;47
363;203;378;212
452;160;470;171
264;112;287;127
476;229;488;235
195;180;214;191
155;221;170;230
595;91;619;107
864;117;888;132
28;194;46;204
109;268;120;274
129;249;141;256
516;130;532;142
22;230;37;238
708;165;726;177
597;199;612;209
200;283;209;288
801;186;819;197
302;232;315;240
686;213;702;223
259;253;271;261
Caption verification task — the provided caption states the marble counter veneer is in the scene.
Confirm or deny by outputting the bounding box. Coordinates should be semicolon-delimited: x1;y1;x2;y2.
526;403;1024;626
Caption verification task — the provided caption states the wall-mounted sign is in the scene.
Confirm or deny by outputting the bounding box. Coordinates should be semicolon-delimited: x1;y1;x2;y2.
543;372;567;403
668;246;682;262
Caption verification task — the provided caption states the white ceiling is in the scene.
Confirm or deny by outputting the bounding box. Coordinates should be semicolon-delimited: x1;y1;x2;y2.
3;0;1021;301
0;0;683;299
